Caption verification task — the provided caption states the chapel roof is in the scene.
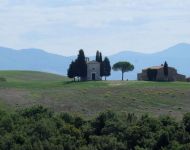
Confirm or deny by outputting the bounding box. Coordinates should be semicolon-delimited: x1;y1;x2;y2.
87;60;100;64
143;66;175;70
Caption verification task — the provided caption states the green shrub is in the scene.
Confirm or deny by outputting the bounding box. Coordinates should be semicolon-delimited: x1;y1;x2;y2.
0;77;6;82
0;105;190;150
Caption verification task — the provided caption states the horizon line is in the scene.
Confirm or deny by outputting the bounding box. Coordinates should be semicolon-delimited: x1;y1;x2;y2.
0;42;189;57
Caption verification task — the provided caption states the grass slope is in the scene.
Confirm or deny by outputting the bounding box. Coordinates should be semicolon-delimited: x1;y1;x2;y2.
0;70;67;82
0;71;190;119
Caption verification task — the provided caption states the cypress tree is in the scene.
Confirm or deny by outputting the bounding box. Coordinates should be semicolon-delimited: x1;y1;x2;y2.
96;51;100;62
103;57;111;80
100;61;104;77
99;52;103;62
76;49;87;80
164;61;168;81
99;52;103;77
68;61;74;78
67;61;77;81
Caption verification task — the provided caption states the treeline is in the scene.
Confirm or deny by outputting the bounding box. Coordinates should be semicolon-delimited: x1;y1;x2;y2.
1;106;190;150
67;49;111;81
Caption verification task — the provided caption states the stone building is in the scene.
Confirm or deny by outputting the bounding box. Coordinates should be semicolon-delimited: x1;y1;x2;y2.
138;65;186;81
86;60;101;81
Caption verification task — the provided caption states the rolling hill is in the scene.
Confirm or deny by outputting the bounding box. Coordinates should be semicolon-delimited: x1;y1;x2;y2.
0;70;67;82
0;43;190;80
0;71;190;119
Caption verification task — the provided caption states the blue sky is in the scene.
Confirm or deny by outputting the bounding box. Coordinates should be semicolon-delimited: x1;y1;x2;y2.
0;0;190;56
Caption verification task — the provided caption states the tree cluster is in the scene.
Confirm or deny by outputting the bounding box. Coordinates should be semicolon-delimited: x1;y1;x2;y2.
68;50;111;81
67;49;87;81
96;51;111;80
1;105;190;150
95;51;103;63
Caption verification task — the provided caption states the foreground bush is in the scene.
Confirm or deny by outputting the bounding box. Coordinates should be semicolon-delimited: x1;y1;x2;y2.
0;106;190;150
0;77;6;82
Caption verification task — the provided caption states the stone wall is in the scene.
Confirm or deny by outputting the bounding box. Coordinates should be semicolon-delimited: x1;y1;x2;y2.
137;66;186;81
176;74;186;81
156;68;177;81
87;61;101;81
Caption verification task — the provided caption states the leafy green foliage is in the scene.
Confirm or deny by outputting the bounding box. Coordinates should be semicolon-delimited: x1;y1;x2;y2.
183;113;190;133
0;106;190;150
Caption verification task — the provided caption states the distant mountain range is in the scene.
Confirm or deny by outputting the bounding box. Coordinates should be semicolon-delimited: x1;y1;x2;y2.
0;43;190;80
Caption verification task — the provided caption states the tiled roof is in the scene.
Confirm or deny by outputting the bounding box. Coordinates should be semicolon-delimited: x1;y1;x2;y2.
143;66;163;70
143;66;176;70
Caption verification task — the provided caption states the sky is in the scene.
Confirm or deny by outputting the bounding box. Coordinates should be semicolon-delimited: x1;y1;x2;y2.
0;0;190;56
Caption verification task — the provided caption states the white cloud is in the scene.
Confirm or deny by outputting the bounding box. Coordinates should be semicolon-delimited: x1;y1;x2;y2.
0;0;190;55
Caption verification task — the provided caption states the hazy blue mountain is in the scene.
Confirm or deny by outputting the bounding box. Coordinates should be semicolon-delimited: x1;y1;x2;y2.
0;47;72;75
0;43;189;80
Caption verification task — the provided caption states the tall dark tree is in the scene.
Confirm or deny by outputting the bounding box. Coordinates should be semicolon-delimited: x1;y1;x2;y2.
96;51;103;63
112;61;134;81
100;61;104;77
99;52;103;62
67;60;79;81
102;57;111;80
164;61;168;81
67;61;77;81
96;51;100;62
76;49;87;80
96;51;104;77
99;52;104;77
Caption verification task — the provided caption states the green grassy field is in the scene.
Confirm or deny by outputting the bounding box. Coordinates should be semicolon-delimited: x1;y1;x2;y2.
0;70;190;119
